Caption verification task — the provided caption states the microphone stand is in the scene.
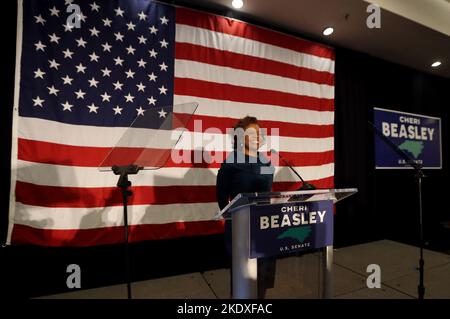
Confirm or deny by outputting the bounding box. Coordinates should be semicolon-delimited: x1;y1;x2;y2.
271;149;316;190
368;121;426;300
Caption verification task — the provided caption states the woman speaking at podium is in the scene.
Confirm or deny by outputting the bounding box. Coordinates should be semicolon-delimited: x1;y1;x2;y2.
216;116;275;299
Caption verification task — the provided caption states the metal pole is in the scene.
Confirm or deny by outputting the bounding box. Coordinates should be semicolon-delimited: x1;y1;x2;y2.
322;245;333;299
417;176;425;300
232;207;257;299
113;166;141;300
122;186;132;300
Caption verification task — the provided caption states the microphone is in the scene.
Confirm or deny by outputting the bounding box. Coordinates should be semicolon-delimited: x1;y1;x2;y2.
270;149;316;190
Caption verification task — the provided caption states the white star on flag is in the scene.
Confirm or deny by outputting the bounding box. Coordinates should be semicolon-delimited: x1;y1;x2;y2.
89;27;100;37
47;86;59;96
61;101;74;111
77;12;87;23
101;68;112;77
149;49;158;58
149;25;158;34
34;15;46;25
136;106;146;116
87;103;99;113
159;62;168;71
61;75;73;85
89;52;100;62
138;11;147;21
88;77;99;87
103;18;112;27
76;37;87;47
102;42;112;52
147;96;157;105
127;22;136;31
49;6;60;17
35;41;46;51
148;73;157;82
76;63;87;73
124;93;135;103
63;48;74;59
113;81;124;90
160;16;169;25
137;59;147;68
101;92;112;102
115;7;125;17
114;56;124;66
126;45;136;55
160;39;168;48
138;36;147;44
158;108;167;118
125;69;135;78
75;89;86;99
63;23;74;32
33;96;45;107
90;2;100;12
48;33;60;44
34;69;46;79
159;85;168;95
114;32;124;41
113;105;123;115
49;59;60;70
136;82;146;92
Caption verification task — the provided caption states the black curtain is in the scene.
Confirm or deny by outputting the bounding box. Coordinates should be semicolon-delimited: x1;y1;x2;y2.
334;48;377;246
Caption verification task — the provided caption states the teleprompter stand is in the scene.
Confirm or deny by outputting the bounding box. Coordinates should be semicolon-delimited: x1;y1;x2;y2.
112;164;142;299
99;103;198;299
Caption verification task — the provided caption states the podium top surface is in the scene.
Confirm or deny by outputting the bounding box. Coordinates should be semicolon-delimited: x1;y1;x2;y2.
215;188;358;219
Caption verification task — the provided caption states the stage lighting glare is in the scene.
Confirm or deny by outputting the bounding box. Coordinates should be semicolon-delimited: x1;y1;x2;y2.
431;61;442;68
232;0;243;9
323;27;334;36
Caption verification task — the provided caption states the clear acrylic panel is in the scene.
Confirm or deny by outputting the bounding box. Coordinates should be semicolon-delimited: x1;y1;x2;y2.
264;251;323;299
98;102;198;171
215;188;358;220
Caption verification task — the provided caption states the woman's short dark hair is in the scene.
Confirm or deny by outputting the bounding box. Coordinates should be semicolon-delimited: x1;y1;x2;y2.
233;116;259;150
233;116;259;131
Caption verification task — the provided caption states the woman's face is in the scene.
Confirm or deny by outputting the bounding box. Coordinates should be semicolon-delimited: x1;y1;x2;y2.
244;123;262;151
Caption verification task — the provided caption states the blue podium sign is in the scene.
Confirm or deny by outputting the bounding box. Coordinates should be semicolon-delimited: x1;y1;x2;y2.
249;200;333;258
374;108;442;169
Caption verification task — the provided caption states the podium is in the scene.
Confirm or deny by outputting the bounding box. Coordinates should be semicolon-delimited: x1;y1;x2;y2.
215;188;357;299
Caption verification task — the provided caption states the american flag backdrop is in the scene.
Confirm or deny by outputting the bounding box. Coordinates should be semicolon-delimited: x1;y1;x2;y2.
9;0;335;246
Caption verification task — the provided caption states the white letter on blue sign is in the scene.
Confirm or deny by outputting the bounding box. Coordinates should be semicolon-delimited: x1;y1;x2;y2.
260;216;270;230
318;211;326;223
382;122;390;137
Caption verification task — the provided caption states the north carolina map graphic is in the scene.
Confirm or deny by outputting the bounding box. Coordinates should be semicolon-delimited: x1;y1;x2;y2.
398;140;424;159
278;226;312;243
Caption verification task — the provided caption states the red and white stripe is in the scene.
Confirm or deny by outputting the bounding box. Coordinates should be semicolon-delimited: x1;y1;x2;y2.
9;7;335;246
